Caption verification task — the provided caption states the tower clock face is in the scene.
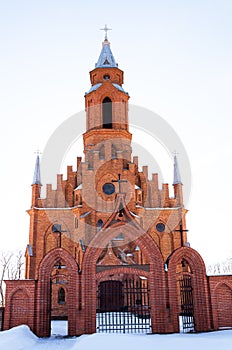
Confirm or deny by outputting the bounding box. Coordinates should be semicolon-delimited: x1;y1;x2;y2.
156;223;165;232
102;183;115;195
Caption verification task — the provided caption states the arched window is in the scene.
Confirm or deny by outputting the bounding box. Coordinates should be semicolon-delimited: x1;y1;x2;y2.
97;219;103;232
58;287;66;304
103;97;112;128
112;144;117;159
99;145;104;159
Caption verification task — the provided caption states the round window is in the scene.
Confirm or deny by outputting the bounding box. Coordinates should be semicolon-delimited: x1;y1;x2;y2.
156;223;165;232
102;183;115;195
104;74;110;80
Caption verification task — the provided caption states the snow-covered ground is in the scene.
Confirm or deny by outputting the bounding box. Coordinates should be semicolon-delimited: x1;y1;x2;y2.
1;322;232;350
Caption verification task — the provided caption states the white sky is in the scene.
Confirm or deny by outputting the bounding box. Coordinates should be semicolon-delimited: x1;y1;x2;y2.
0;1;232;265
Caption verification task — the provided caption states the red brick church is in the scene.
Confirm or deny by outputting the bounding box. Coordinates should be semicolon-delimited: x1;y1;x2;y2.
3;30;232;336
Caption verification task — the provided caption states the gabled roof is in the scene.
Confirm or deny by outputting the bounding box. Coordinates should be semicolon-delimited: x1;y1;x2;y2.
85;82;128;96
95;38;118;68
113;83;128;95
85;83;102;95
100;193;141;233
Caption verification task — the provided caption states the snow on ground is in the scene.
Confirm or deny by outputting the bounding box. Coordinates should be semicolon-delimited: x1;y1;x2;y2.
0;323;232;350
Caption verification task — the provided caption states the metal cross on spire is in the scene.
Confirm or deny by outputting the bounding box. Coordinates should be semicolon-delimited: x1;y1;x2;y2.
100;24;112;40
172;150;180;158
34;149;42;156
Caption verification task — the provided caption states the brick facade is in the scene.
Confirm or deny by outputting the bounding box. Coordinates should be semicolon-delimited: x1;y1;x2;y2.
3;36;232;336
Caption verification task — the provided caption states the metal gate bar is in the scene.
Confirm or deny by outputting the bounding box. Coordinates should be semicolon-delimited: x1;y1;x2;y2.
96;277;151;333
179;275;195;333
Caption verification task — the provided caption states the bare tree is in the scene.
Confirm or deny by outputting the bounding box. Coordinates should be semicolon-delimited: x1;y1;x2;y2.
16;250;24;280
0;252;13;306
207;255;232;276
0;250;24;306
7;251;24;280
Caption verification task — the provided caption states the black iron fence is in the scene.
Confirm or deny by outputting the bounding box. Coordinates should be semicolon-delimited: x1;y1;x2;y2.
96;276;151;333
179;275;195;333
0;307;4;331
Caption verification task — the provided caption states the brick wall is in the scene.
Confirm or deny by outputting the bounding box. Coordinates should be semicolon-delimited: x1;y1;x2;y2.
208;275;232;330
3;280;36;333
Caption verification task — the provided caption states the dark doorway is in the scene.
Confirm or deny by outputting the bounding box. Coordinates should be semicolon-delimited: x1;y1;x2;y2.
102;97;112;128
96;275;151;333
99;281;123;312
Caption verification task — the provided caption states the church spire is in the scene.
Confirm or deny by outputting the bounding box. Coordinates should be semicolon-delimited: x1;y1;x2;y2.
173;154;182;185
32;154;42;185
95;25;118;68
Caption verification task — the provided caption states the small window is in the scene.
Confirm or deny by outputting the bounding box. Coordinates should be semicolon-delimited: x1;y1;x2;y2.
103;97;112;128
156;223;165;232
103;183;115;195
112;144;117;159
99;145;105;159
97;219;103;232
113;232;124;241
58;287;66;304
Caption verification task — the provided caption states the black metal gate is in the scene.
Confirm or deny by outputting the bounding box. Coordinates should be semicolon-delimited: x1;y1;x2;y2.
0;307;4;331
96;276;151;333
179;275;195;333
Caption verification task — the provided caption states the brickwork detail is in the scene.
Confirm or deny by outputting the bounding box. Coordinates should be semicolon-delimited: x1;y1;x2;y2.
208;276;232;330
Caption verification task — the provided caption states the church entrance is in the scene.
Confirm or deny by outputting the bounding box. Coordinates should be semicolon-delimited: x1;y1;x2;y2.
98;280;123;312
96;274;151;333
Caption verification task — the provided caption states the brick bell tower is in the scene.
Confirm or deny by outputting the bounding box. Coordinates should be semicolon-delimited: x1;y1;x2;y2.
80;29;135;231
4;28;218;337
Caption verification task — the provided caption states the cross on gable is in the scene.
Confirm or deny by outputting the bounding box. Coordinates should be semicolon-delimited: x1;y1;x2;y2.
174;223;188;234
112;173;127;193
174;222;189;247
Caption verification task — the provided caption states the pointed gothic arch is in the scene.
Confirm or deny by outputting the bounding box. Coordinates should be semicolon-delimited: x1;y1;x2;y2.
9;288;31;328
167;247;211;333
36;248;80;337
44;222;72;255
102;97;112;128
213;281;232;329
96;219;104;232
58;287;66;304
82;222;166;334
